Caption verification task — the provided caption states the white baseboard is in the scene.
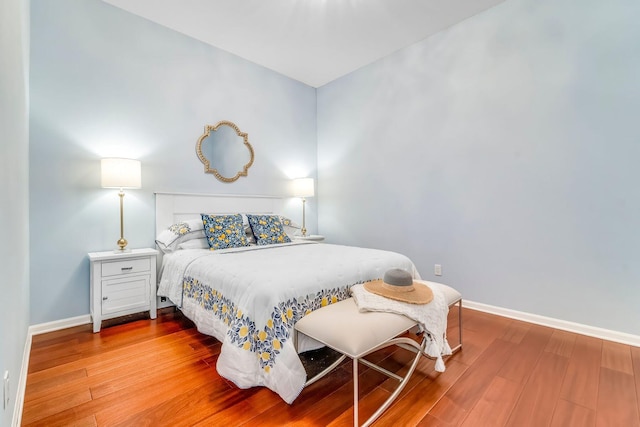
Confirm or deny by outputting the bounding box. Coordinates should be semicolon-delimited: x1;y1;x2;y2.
463;300;640;347
28;314;91;336
12;332;31;427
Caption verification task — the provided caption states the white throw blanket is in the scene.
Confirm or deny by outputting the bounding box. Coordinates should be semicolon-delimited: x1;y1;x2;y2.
350;281;452;372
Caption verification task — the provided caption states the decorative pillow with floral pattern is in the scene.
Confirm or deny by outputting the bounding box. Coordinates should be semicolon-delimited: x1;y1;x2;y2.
201;214;249;250
155;219;205;253
246;214;292;245
279;215;301;237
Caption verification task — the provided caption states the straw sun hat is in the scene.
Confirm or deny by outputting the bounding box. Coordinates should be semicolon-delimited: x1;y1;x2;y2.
364;268;433;304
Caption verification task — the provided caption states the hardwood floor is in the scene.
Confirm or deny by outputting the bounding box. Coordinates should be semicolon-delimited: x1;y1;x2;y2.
22;307;640;426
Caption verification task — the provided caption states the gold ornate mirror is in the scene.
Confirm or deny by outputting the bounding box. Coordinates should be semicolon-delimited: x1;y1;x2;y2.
196;121;255;183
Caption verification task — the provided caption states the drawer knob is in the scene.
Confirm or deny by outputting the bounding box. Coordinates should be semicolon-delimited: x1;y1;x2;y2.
121;266;133;271
102;296;108;301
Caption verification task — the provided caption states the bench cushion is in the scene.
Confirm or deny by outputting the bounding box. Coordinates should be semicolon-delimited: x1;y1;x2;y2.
419;280;462;305
295;298;416;359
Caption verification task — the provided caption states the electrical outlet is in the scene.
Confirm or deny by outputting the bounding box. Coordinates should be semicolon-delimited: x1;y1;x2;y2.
434;264;442;276
3;370;9;410
160;296;167;302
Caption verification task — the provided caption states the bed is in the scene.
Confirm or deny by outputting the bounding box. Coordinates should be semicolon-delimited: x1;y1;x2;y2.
154;192;421;404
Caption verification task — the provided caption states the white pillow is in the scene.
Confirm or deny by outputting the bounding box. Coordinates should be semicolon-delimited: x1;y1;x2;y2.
177;238;210;250
155;219;205;253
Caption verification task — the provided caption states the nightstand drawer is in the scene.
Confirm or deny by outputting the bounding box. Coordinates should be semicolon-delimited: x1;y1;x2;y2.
102;257;151;277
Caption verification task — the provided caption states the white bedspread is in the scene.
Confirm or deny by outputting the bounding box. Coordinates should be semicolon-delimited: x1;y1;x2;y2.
157;242;419;403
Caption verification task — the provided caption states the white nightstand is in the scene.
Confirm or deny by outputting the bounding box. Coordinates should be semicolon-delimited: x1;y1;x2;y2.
88;248;158;333
292;234;325;242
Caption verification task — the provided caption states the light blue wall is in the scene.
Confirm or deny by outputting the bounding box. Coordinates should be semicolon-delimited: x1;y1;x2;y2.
0;0;30;424
318;0;640;335
29;0;317;324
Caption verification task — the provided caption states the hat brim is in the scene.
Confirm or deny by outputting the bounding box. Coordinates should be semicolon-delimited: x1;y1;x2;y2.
363;279;434;305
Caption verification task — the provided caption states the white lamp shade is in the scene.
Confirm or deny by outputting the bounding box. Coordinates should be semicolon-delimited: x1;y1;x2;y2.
292;178;314;197
101;158;142;189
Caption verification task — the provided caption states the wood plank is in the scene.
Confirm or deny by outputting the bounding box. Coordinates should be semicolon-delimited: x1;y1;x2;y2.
428;338;517;424
417;414;456;426
505;351;569;427
376;359;467;426
497;324;554;385
22;388;93;425
596;367;640;427
632;346;640;417
549;399;595;427
24;368;88;402
460;376;522;426
601;340;634;375
93;361;217;426
544;329;577;358
558;334;602;410
192;385;284;426
499;320;531;344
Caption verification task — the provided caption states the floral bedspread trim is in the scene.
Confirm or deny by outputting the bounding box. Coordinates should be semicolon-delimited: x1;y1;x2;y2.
183;277;353;372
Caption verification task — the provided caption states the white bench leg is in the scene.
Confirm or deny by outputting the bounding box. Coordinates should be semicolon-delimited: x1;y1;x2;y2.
450;298;463;354
353;357;359;427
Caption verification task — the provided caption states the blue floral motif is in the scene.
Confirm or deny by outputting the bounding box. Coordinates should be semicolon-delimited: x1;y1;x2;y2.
246;215;291;245
182;277;353;373
201;214;249;250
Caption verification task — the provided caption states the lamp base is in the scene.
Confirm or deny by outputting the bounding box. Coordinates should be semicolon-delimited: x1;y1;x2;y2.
115;237;130;253
113;247;132;254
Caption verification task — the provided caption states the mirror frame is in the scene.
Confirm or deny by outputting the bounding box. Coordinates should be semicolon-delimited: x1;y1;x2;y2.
196;120;255;183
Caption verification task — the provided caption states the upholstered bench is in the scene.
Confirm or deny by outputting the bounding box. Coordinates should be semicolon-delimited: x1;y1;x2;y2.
294;281;462;427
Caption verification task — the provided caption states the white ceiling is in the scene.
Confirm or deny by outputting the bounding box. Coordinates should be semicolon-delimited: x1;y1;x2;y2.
102;0;505;88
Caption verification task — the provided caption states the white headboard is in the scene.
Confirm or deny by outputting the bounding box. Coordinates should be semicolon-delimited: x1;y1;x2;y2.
155;192;286;236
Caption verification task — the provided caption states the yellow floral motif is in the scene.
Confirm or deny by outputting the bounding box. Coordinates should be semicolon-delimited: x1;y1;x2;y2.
239;326;249;338
273;339;281;350
261;352;270;361
258;330;267;341
331;295;338;304
243;341;251;350
286;308;294;320
237;310;243;318
264;366;271;373
321;297;328;307
267;319;273;328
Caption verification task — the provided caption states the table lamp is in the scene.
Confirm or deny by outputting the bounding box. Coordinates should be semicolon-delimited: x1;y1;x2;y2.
101;158;141;252
292;178;314;237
